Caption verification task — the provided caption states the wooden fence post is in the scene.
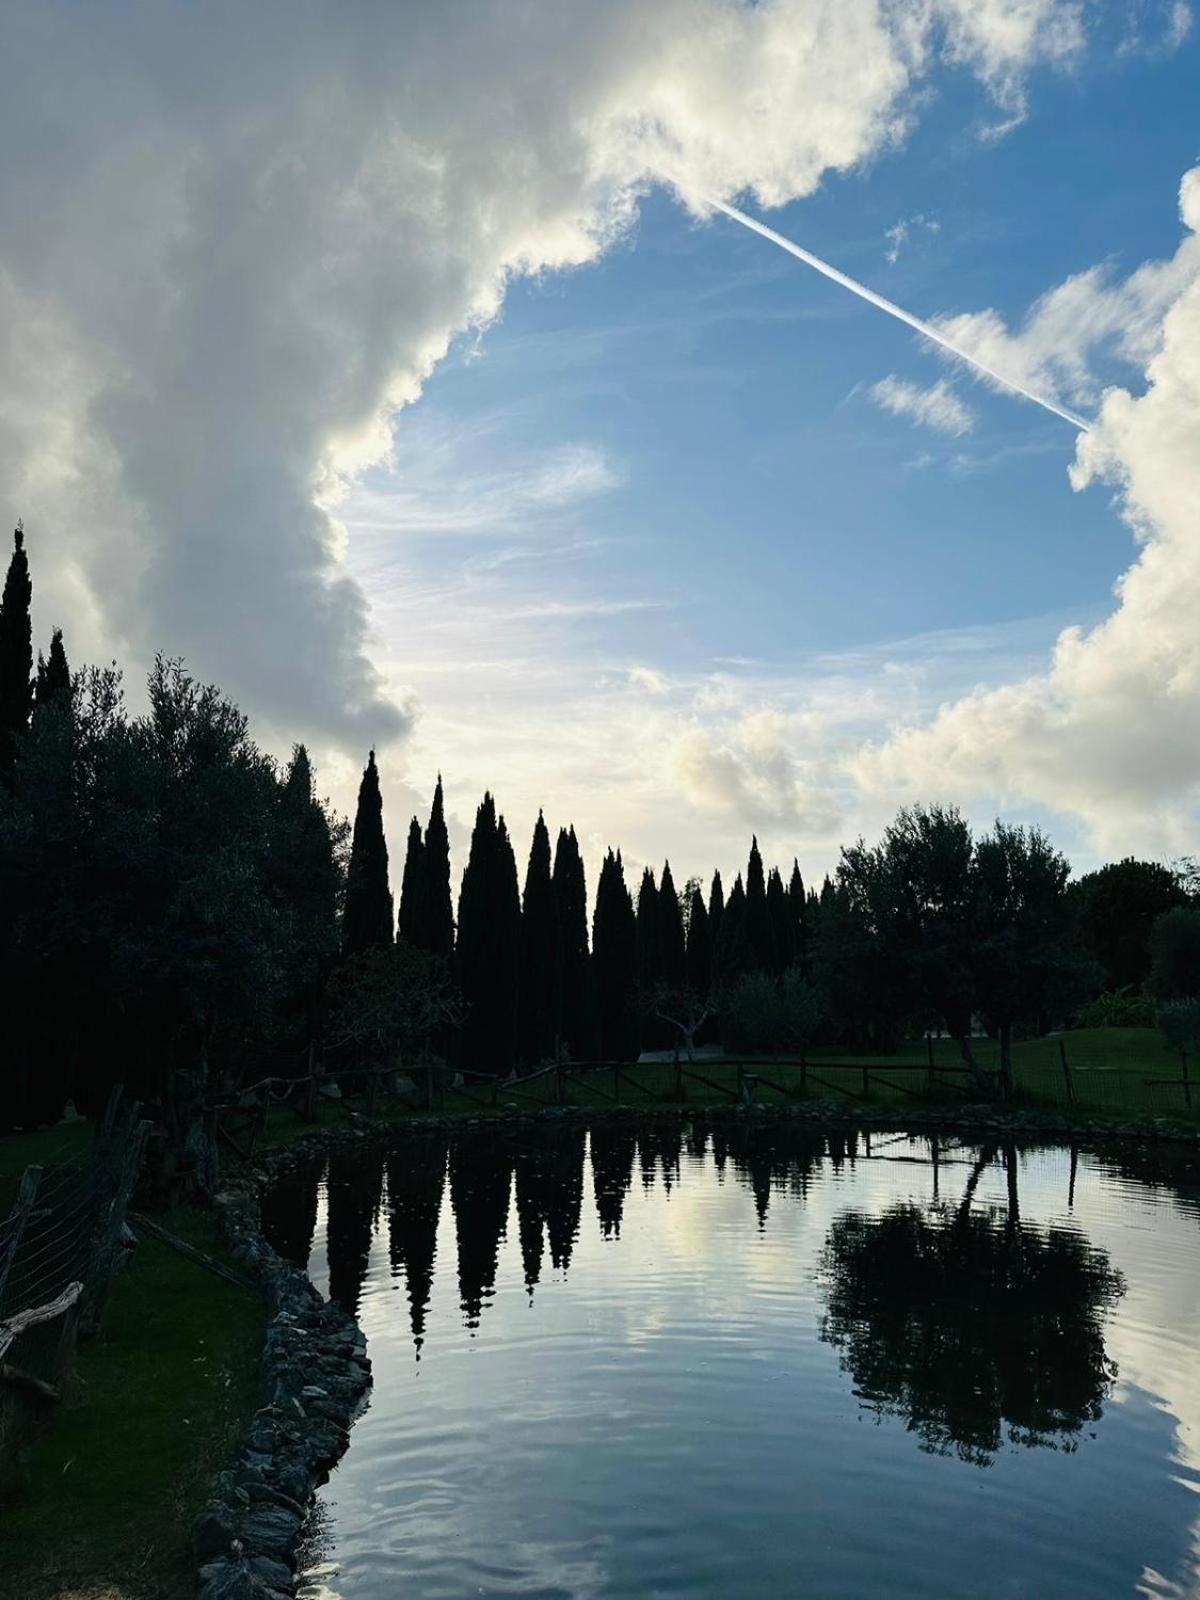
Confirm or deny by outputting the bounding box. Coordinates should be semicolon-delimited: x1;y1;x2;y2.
926;1034;935;1095
1181;1050;1192;1112
1059;1038;1076;1109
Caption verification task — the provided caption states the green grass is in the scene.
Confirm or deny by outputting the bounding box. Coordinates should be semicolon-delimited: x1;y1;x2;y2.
0;1206;265;1600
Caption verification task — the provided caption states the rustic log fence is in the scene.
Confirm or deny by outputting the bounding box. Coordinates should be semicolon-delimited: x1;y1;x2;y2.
0;1091;150;1473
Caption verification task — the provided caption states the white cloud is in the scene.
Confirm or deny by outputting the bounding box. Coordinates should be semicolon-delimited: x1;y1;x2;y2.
0;0;1094;752
850;166;1200;856
930;204;1200;414
871;374;976;435
884;212;940;264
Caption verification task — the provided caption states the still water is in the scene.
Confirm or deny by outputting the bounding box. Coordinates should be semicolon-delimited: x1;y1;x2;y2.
261;1120;1200;1600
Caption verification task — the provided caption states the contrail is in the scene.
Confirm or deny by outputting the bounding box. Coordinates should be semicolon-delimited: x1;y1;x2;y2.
699;191;1090;432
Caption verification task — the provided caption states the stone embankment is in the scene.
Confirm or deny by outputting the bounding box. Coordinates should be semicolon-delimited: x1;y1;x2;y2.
192;1181;370;1600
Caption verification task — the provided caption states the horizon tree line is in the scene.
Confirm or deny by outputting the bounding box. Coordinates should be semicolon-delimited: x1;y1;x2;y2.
2;522;1198;1133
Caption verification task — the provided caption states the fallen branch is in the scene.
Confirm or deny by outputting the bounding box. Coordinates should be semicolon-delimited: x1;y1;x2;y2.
128;1213;256;1293
0;1362;61;1403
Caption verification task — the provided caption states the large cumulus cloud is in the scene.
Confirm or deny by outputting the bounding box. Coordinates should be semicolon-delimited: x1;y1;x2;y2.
0;0;1086;749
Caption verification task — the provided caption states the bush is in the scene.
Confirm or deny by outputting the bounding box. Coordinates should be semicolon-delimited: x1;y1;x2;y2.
721;968;823;1055
1147;908;1200;1001
1075;988;1156;1029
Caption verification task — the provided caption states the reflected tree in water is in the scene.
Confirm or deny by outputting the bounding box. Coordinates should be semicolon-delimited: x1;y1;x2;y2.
327;1148;385;1318
818;1154;1124;1463
449;1131;513;1330
514;1125;586;1292
386;1135;447;1357
259;1157;321;1270
638;1125;682;1193
589;1124;637;1240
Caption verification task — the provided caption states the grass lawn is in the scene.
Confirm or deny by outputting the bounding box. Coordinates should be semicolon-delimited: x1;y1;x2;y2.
0;1206;265;1600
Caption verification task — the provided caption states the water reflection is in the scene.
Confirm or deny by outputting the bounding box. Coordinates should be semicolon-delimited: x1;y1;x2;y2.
265;1123;1200;1600
384;1135;445;1356
818;1158;1125;1463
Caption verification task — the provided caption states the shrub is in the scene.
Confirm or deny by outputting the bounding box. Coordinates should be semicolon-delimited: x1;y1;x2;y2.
1075;988;1156;1029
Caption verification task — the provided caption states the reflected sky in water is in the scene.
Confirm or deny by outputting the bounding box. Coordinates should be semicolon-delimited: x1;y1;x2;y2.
260;1121;1200;1600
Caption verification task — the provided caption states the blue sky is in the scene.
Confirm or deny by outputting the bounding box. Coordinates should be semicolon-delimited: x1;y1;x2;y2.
337;15;1199;885
5;1;1199;893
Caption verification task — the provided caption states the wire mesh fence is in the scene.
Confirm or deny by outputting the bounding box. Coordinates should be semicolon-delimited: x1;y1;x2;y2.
0;1092;150;1472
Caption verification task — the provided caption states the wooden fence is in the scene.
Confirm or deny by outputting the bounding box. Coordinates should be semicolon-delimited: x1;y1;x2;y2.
0;1092;149;1472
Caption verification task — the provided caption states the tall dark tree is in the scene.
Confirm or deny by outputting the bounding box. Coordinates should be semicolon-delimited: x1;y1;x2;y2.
788;860;808;968
0;524;33;777
658;861;687;988
33;627;70;720
685;882;711;997
714;873;748;990
274;744;342;1062
1070;858;1188;993
635;866;661;991
553;825;590;1059
745;835;774;975
417;775;455;962
592;849;637;1060
343;750;393;955
708;869;725;951
518;811;561;1067
767;866;792;979
456;793;521;1073
397;816;424;943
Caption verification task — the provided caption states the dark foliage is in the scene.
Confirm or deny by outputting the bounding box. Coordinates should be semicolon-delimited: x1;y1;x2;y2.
552;825;591;1059
343;751;393;956
518;811;561;1067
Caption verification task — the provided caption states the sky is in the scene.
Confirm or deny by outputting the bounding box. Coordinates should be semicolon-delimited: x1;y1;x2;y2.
2;1;1199;896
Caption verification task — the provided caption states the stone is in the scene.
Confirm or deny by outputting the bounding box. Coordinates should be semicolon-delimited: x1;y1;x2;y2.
194;1504;239;1560
240;1504;303;1558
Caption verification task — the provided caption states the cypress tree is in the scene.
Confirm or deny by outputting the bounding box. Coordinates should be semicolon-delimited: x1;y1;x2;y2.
343;749;393;954
714;873;748;990
635;866;661;989
518;811;561;1068
397;816;424;943
592;849;637;1060
494;815;522;1072
708;870;725;950
417;775;455;962
788;859;807;967
745;835;774;975
553;825;590;1060
685;884;711;996
658;861;686;988
0;524;33;777
457;794;521;1073
33;627;70;716
277;744;340;1054
767;866;792;978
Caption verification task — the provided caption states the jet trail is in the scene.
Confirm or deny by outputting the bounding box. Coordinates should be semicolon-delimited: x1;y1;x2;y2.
701;192;1090;432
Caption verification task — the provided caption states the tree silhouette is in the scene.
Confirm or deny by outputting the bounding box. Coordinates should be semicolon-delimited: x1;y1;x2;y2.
343;750;393;955
0;525;33;779
518;811;560;1067
397;815;424;943
457;793;520;1073
592;849;637;1060
553;825;590;1059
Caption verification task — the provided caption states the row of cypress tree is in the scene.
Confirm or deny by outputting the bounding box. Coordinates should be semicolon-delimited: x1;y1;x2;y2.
340;734;820;1072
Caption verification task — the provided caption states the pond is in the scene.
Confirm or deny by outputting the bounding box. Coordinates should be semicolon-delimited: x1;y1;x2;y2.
260;1120;1200;1600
